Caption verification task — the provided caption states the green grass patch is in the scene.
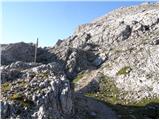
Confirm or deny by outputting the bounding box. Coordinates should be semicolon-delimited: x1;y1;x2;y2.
9;93;24;101
37;72;49;79
132;97;159;107
85;75;119;105
9;93;34;107
1;82;11;92
112;98;159;119
116;66;131;75
72;71;86;84
18;80;28;88
84;74;159;119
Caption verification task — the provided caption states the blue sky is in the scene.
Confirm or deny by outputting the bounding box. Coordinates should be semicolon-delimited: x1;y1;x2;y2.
1;1;155;47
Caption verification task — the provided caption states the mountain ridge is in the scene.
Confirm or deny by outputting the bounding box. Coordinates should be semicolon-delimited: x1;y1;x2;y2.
1;2;159;119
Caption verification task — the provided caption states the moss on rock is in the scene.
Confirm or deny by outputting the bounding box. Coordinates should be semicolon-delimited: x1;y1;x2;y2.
9;93;34;107
116;66;131;75
85;75;120;104
1;82;11;92
72;71;86;84
85;74;159;119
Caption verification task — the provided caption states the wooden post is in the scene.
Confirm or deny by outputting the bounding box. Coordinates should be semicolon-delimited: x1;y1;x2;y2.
34;38;38;63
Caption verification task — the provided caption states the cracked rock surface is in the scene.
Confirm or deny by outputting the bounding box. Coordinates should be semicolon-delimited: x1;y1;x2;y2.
1;2;159;119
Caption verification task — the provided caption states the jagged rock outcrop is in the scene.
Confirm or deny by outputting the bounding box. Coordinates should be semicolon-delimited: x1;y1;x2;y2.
1;2;159;119
1;42;56;65
1;61;42;83
1;62;74;119
51;2;159;102
49;3;159;82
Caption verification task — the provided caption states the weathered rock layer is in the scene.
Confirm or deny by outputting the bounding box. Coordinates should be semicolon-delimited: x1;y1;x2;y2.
1;2;159;119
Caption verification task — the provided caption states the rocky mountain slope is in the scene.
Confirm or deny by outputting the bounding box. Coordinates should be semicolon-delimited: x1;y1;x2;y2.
1;2;159;119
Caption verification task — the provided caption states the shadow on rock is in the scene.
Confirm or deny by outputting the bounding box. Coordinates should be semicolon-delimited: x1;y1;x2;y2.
74;82;159;119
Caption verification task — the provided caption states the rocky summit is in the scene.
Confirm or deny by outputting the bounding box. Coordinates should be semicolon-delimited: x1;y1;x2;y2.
1;3;159;119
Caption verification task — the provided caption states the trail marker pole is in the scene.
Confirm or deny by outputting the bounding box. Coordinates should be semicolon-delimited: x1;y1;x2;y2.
34;38;38;63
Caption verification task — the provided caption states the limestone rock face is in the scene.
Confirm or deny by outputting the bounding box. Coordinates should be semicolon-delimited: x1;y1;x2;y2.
60;2;158;103
48;3;159;82
1;2;159;119
1;61;41;83
1;62;74;119
32;77;74;119
92;53;107;66
79;3;158;100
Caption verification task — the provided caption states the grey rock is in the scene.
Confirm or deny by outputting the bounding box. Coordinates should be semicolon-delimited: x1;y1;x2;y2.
90;111;97;117
150;39;159;45
1;101;10;118
1;42;56;65
32;77;74;119
60;80;74;116
1;101;16;119
1;2;159;119
116;24;132;41
1;68;22;83
92;53;107;66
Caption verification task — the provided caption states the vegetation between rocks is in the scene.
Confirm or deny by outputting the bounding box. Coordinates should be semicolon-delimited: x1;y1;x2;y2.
85;75;119;104
9;93;34;107
1;82;11;92
84;74;159;119
37;72;49;79
18;80;28;88
72;71;86;84
116;66;131;75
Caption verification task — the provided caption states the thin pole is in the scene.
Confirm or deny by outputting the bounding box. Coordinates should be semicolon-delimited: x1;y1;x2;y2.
34;38;38;63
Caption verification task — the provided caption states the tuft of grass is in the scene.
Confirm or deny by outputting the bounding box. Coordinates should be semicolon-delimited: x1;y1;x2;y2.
37;72;49;79
72;71;86;84
114;49;122;54
116;66;131;75
9;93;34;107
18;80;28;88
1;82;11;92
9;93;24;101
133;97;159;107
